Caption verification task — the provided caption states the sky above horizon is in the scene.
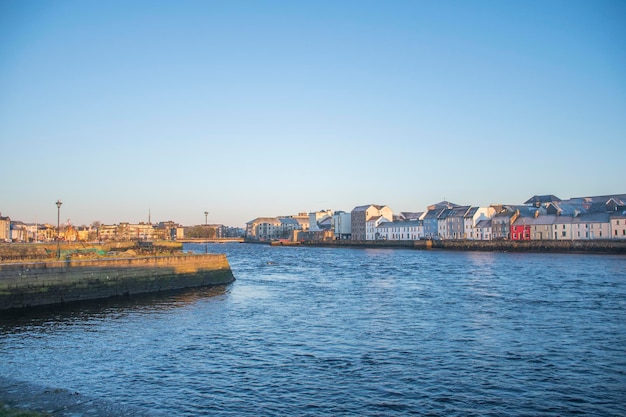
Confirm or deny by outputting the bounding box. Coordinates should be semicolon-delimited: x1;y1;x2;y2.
1;0;625;227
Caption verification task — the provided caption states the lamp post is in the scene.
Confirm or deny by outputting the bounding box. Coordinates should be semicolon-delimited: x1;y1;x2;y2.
56;200;62;259
204;211;209;254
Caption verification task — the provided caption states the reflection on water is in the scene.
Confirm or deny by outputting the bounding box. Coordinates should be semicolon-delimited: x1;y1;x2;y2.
0;285;230;335
1;243;625;416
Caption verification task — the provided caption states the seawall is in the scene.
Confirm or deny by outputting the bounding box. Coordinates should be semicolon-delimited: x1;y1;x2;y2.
0;254;235;310
300;239;626;254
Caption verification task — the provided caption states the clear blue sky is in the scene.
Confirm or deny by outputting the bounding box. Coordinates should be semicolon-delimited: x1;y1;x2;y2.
1;0;625;227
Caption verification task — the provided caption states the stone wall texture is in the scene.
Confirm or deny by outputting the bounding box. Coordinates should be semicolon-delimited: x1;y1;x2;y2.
303;239;626;253
0;254;235;309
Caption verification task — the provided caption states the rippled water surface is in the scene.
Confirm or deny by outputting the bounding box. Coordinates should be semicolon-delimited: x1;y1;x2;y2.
1;244;625;416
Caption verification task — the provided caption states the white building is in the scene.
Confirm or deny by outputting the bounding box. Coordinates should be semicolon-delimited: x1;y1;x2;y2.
309;210;333;231
245;217;281;240
610;211;626;239
571;213;610;240
474;219;492;241
376;220;423;241
464;206;496;240
553;216;574;240
333;211;351;240
366;216;390;240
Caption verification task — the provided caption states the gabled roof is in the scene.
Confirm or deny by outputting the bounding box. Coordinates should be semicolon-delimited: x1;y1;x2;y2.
352;204;387;212
423;208;445;220
279;218;300;226
475;219;492;228
524;195;562;205
399;212;423;220
377;219;422;229
427;201;459;210
246;217;280;225
572;212;610;223
493;209;516;219
610;210;626;219
438;206;470;220
464;207;479;218
514;215;557;226
569;194;626;204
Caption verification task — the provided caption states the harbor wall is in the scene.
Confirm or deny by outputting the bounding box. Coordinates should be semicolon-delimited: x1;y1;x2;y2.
301;239;626;253
0;254;235;310
0;241;184;262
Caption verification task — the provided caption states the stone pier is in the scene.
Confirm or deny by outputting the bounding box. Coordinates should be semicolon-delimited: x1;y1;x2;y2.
0;254;235;310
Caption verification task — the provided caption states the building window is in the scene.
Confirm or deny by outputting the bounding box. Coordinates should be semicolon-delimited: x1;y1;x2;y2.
562;231;566;237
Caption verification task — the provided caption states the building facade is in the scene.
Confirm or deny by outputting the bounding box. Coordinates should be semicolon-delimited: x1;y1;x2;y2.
350;205;393;241
0;214;11;242
376;220;423;241
333;211;352;240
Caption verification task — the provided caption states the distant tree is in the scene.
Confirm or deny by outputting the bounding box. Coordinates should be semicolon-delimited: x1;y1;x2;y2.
186;225;216;238
90;221;102;242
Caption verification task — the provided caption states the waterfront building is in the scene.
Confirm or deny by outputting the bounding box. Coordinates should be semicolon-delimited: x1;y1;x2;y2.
376;220;423;241
350;204;393;241
0;213;10;242
291;213;311;232
511;207;546;241
98;224;117;241
610;211;626;239
553;216;575;240
245;217;281;241
528;214;558;240
474;219;492;240
332;211;352;240
279;217;301;238
10;221;27;242
365;216;391;240
422;201;457;239
464;206;496;240
308;210;333;231
511;215;533;241
491;207;519;240
572;212;611;240
438;206;470;240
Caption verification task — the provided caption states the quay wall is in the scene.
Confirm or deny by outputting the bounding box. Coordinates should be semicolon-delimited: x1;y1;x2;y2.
0;241;184;262
0;254;235;310
300;239;626;254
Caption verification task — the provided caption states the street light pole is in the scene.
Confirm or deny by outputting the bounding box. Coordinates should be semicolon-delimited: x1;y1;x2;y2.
56;200;62;259
204;211;209;254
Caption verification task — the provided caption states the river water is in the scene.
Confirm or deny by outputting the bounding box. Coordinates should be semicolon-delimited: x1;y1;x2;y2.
1;243;625;416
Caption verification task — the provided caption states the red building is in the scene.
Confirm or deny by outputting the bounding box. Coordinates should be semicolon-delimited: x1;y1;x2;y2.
511;217;532;241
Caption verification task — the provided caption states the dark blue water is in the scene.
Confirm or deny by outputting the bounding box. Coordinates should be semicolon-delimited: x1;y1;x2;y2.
1;244;625;416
